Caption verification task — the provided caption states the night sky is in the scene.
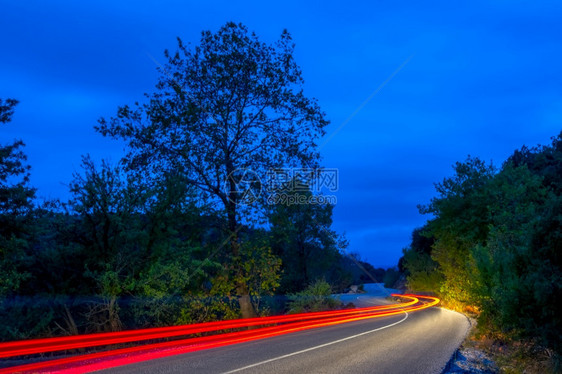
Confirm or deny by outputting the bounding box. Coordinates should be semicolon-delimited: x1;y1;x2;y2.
1;1;561;267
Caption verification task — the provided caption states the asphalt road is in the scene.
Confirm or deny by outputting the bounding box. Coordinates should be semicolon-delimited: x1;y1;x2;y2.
100;300;470;374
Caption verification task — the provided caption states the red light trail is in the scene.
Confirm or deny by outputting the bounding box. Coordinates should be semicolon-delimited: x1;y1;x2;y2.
0;294;439;373
0;295;419;358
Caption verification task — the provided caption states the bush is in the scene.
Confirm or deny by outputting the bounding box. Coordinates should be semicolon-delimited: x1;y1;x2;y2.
287;280;341;313
383;268;401;288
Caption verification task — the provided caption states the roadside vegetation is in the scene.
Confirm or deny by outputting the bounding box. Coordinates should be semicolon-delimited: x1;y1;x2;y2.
399;133;562;371
287;279;342;314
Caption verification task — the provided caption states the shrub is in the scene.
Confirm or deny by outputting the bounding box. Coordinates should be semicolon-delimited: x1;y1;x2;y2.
287;279;341;313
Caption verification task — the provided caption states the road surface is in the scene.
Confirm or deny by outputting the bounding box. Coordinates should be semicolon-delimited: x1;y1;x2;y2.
101;296;469;374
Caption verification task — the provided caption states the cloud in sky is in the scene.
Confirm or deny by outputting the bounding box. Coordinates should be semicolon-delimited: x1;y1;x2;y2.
1;0;561;266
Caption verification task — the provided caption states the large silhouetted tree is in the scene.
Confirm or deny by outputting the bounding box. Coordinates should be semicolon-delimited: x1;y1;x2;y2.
97;23;328;317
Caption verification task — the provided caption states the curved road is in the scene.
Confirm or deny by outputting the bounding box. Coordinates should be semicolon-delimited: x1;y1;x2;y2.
101;298;470;374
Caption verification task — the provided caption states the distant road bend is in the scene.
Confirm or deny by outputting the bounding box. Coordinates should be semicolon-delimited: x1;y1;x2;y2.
0;293;470;374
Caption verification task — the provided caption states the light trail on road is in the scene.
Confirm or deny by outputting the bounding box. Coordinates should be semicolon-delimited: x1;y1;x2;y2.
0;294;439;373
0;295;419;358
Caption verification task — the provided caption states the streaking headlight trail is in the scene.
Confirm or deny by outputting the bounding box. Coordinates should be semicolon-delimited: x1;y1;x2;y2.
0;294;439;373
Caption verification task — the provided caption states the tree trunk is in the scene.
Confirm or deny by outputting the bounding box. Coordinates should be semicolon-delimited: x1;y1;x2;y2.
226;177;257;319
237;288;256;319
231;233;257;319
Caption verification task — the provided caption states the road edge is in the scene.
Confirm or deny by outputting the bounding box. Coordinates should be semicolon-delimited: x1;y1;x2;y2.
440;310;475;373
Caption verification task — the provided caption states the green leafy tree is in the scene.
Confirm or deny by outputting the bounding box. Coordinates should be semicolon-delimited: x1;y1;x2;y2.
209;231;282;318
402;134;562;355
476;148;561;351
97;22;328;317
419;156;496;307
472;165;544;322
67;156;220;330
0;99;48;341
67;156;146;331
382;267;401;288
0;98;36;296
508;132;562;194
269;182;348;293
503;133;562;351
528;192;562;352
401;225;442;292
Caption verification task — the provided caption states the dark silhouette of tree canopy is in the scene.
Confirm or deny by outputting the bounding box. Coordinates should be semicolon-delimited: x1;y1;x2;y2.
0;99;35;218
268;182;345;293
0;98;36;296
402;135;562;353
97;22;329;317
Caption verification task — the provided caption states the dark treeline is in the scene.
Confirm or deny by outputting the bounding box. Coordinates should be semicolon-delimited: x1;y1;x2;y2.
0;100;383;341
0;24;390;341
400;132;562;354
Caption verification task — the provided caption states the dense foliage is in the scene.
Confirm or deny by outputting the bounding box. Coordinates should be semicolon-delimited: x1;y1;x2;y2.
0;24;384;341
287;279;341;314
401;133;562;353
96;22;329;319
0;128;359;341
0;151;370;340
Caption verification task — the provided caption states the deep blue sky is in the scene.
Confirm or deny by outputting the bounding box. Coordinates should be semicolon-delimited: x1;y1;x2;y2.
1;1;561;267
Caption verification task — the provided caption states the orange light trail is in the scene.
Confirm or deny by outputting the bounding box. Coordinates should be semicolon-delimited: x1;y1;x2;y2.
0;294;439;373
